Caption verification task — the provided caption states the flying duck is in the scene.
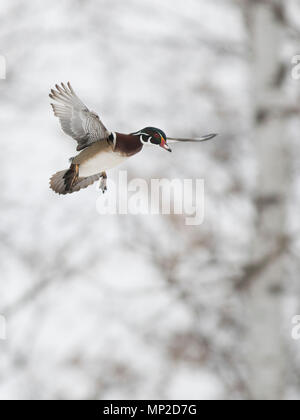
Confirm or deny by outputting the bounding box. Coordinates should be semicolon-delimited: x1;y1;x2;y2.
49;82;217;195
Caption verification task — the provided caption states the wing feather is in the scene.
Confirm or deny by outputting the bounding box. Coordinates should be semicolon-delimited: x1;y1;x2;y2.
49;82;110;151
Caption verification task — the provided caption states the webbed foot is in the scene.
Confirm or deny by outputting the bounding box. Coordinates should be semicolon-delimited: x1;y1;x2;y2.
99;171;107;193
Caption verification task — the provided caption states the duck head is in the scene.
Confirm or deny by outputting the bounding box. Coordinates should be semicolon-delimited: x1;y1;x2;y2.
132;127;172;152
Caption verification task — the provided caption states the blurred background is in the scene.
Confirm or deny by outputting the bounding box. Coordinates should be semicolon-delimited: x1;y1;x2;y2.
0;0;300;400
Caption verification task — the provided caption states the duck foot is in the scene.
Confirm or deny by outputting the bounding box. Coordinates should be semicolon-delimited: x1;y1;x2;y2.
99;171;107;193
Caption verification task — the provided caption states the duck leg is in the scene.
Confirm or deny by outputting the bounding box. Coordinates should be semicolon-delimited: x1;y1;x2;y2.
99;171;107;193
63;163;79;191
70;164;79;188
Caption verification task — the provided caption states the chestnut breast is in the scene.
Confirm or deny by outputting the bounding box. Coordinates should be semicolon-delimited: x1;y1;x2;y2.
114;133;143;157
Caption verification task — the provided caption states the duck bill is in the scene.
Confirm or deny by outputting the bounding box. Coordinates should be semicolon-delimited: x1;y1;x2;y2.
160;137;172;152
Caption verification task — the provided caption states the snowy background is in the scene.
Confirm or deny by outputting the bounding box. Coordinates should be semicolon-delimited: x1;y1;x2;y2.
1;0;300;400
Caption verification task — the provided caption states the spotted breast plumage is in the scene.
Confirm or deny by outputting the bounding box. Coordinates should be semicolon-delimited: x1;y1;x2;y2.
49;82;217;195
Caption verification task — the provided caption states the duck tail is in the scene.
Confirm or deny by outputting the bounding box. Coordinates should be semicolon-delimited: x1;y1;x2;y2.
50;167;102;195
50;168;74;195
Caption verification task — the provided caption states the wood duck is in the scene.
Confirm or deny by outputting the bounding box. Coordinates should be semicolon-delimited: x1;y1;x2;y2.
49;82;217;195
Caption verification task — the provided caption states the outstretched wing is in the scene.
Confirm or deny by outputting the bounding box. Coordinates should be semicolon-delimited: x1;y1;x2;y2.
49;82;110;151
